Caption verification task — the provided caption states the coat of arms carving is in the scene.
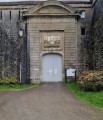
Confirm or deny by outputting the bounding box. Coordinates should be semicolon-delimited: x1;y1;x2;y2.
44;36;61;48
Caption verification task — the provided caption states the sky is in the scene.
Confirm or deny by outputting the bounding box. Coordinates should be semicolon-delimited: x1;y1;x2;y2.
0;0;90;2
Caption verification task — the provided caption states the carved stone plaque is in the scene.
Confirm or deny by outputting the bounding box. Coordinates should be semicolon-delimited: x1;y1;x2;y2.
44;36;61;48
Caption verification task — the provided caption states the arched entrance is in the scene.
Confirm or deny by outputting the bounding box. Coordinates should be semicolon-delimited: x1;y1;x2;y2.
42;54;62;82
23;1;79;83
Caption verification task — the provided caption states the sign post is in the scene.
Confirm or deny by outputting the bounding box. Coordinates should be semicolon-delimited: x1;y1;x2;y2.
65;68;76;83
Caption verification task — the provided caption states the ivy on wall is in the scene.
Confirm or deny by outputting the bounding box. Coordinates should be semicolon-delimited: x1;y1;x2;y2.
81;2;103;71
0;23;17;79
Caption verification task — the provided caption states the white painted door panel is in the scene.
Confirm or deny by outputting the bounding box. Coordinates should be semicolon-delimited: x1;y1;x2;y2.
42;54;62;82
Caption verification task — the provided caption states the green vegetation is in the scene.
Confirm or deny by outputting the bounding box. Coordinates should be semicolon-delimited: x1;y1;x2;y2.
0;77;39;90
0;84;37;90
0;77;18;85
65;82;103;111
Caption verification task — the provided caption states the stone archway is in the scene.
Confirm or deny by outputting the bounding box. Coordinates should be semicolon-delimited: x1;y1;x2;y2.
23;1;79;83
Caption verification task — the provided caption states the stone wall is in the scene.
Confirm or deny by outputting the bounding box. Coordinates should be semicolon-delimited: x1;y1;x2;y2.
0;8;29;83
0;1;94;83
80;0;103;71
27;16;77;83
0;10;19;79
93;0;103;23
77;7;94;73
92;0;103;70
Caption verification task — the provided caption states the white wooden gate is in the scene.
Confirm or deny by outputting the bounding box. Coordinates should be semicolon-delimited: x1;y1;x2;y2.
42;54;62;82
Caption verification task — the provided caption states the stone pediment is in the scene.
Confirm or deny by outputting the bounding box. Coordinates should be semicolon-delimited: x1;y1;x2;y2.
23;1;79;16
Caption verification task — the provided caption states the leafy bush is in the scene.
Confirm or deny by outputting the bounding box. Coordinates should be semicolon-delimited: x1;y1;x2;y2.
0;77;18;85
77;71;103;91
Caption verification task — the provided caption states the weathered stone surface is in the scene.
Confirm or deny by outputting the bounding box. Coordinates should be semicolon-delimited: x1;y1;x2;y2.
0;0;96;83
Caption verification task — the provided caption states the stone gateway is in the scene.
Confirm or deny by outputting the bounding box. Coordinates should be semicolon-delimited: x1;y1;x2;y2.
0;0;96;83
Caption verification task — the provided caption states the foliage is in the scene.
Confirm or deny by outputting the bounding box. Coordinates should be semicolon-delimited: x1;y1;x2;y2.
77;71;103;91
80;28;94;71
0;84;37;90
0;23;17;78
65;82;103;111
0;77;18;85
80;5;103;71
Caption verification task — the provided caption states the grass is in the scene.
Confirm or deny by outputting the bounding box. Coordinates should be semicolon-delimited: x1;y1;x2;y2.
0;84;38;90
65;82;103;111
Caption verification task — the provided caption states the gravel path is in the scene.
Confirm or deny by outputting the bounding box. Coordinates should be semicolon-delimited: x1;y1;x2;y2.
0;83;103;120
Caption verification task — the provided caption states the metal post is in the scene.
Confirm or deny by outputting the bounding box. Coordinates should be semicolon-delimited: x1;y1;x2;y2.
20;62;22;83
65;69;67;83
17;22;20;81
75;70;77;81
